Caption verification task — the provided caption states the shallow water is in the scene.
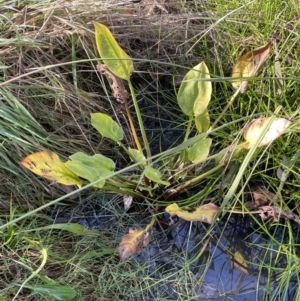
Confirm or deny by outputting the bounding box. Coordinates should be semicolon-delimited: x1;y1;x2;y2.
72;198;299;301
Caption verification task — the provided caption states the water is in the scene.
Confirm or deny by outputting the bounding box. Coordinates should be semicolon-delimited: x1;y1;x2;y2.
65;197;299;300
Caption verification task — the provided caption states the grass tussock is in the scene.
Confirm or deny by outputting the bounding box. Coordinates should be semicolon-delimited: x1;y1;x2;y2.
0;0;300;300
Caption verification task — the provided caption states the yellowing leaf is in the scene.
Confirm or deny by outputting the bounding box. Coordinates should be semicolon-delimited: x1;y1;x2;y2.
232;41;272;93
117;228;151;261
20;151;82;187
94;22;133;80
242;117;291;149
231;250;249;275
165;203;220;224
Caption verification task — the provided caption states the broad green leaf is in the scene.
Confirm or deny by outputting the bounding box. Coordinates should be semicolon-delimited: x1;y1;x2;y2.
188;138;212;164
20;151;82;187
231;41;272;93
66;152;115;188
145;167;170;186
91;113;124;142
21;285;76;300
94;21;133;80
165;203;220;224
195;109;210;133
177;62;212;117
128;148;146;166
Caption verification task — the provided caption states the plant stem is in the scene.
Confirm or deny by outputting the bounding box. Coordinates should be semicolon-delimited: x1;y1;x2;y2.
184;116;193;142
101;184;144;199
128;79;152;162
145;215;156;231
123;97;143;154
166;163;224;200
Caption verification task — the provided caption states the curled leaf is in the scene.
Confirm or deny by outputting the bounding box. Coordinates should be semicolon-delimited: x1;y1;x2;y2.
96;64;130;103
118;228;151;261
243;117;291;149
232;41;272;93
165;203;220;224
20;151;82;187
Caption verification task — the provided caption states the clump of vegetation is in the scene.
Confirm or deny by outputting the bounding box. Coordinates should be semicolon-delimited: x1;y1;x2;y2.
0;1;299;300
19;23;292;262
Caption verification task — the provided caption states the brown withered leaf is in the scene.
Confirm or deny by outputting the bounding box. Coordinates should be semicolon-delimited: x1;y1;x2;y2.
232;41;272;93
123;195;133;211
96;64;129;103
259;206;278;221
259;206;300;225
118;228;151;261
165;203;220;224
252;187;276;206
245;186;276;210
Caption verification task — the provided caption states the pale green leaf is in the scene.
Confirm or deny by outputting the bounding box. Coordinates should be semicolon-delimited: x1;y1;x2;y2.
66;152;115;188
91;113;124;142
188;138;212;163
94;21;133;80
145;167;169;186
195;109;210;133
177;62;212;117
128;148;146;166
